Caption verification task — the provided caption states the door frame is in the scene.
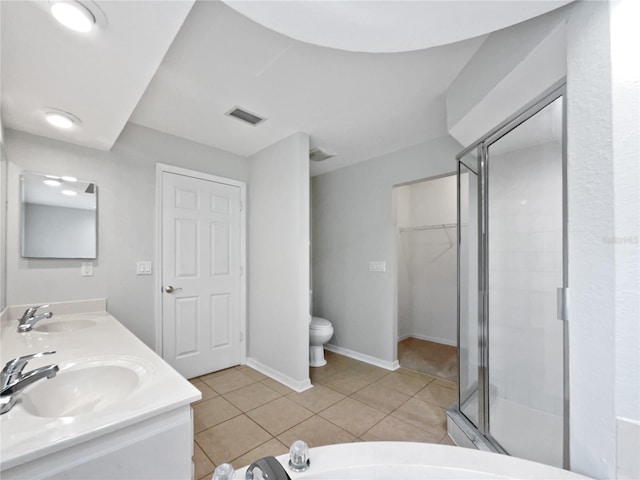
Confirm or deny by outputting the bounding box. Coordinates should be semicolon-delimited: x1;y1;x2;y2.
154;162;247;367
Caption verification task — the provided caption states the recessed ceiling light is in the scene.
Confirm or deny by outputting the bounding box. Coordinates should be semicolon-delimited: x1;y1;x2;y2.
50;1;95;33
45;111;78;129
44;179;61;187
62;176;78;182
61;190;78;196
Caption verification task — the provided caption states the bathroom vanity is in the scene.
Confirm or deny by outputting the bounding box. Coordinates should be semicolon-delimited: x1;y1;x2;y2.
0;299;201;479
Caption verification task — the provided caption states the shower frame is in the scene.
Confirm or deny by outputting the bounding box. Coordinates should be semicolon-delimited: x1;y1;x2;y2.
452;80;569;469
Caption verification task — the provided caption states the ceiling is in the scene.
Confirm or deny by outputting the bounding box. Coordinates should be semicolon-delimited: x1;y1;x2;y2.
1;0;572;176
223;0;572;53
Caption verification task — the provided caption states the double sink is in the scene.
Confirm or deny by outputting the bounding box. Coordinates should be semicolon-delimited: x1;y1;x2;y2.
0;299;200;472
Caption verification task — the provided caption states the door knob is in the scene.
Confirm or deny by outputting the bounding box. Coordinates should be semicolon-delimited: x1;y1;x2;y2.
164;286;181;293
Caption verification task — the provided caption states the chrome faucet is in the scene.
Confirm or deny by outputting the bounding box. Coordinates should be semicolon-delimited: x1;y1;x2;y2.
17;304;53;332
0;351;59;414
245;456;291;480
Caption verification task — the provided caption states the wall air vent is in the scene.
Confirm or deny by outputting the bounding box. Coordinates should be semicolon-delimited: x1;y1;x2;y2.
309;147;336;162
225;106;266;126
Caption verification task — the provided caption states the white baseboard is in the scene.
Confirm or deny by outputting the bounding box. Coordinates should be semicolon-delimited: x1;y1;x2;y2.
324;344;400;371
398;334;457;347
245;357;313;393
397;333;411;342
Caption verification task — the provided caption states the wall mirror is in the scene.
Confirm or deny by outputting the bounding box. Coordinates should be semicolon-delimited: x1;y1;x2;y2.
21;172;97;259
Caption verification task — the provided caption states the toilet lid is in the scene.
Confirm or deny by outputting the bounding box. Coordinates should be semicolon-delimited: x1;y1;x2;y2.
310;317;331;329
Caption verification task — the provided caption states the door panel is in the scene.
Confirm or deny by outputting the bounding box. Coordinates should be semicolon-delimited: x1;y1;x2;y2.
162;171;241;378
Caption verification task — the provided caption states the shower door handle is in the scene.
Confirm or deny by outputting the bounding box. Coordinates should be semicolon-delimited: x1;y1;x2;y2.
557;287;569;321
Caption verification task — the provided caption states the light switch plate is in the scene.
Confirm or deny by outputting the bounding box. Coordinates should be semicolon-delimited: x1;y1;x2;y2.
81;262;93;277
137;261;152;275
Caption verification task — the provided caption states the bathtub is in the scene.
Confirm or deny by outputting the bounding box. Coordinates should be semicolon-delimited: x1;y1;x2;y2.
236;442;590;479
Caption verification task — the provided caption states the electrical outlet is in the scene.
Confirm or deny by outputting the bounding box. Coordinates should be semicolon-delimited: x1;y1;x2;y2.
137;261;152;275
368;261;386;272
81;262;93;277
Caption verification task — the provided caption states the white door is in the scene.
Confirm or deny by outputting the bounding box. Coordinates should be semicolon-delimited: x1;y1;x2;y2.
161;171;242;379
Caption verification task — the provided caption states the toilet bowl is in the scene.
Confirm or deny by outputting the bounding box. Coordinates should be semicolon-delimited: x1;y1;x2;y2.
309;317;333;367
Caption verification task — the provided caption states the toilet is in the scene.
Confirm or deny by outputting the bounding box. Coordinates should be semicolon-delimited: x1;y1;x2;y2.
309;316;334;367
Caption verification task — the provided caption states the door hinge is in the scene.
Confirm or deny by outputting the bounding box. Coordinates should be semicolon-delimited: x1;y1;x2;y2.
240;265;244;277
557;287;569;321
240;331;243;341
239;201;244;212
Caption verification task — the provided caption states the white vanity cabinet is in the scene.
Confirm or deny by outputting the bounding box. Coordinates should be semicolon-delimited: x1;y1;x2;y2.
0;299;201;480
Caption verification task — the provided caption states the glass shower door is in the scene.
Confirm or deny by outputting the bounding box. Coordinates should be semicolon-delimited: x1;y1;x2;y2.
485;97;565;467
457;151;480;427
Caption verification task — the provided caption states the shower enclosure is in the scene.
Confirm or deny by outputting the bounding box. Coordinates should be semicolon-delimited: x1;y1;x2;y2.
449;82;568;469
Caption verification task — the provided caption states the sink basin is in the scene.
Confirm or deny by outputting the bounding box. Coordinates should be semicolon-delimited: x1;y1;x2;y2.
34;318;96;333
20;358;152;417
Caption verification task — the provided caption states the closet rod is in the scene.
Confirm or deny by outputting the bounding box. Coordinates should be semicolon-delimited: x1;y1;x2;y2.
399;223;457;233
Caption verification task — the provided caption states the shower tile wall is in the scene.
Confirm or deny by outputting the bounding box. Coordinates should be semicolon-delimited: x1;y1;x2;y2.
488;141;563;413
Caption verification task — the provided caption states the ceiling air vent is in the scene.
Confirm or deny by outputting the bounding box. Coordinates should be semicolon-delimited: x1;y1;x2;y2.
309;147;336;162
225;106;266;126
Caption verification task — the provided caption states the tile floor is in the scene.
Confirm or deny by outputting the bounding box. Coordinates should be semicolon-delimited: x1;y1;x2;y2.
190;350;457;480
398;337;458;382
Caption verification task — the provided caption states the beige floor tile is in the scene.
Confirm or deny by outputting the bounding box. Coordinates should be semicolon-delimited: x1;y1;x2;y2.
239;366;269;381
262;378;295;395
351;363;390;383
318;371;374;396
195;415;272;466
286;384;345;413
352;382;410;413
223;382;281;412
360;416;443;443
247;397;314;436
318;398;386;437
440;433;456;445
193;442;215;479
391;397;447;437
193;396;241;433
199;366;242;382
434;378;458;389
230;438;290;470
416;382;458;409
396;367;437;383
309;363;344;383
278;416;357;448
372;371;432;396
203;369;257;394
191;379;219;404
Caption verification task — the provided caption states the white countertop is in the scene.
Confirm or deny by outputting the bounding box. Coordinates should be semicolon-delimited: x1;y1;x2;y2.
0;299;201;470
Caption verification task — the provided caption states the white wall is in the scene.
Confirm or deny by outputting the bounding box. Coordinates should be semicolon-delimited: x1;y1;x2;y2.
312;135;462;366
247;132;310;391
566;2;617;477
396;175;457;345
610;0;640;430
4;125;248;349
447;6;568;147
0;131;6;310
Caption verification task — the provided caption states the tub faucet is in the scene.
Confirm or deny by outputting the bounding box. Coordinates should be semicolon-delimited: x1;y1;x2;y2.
245;456;291;480
17;304;53;332
0;351;58;414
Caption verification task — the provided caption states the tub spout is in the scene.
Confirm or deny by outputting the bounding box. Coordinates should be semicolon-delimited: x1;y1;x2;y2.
245;456;291;480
